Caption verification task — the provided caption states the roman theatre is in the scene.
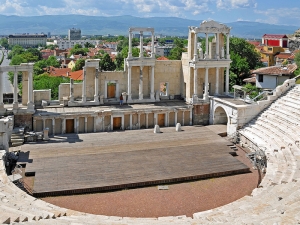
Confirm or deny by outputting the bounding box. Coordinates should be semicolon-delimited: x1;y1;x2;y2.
0;21;299;224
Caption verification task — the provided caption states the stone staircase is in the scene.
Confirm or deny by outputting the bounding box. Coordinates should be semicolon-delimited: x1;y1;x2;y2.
1;85;300;224
10;128;25;147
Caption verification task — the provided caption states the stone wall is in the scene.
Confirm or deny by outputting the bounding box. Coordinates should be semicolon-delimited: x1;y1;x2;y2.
14;114;33;131
33;90;51;106
0;116;13;151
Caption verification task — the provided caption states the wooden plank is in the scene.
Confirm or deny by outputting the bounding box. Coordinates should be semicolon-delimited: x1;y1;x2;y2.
20;126;250;197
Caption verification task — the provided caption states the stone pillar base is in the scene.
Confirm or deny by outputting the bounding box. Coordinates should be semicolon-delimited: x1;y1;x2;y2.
203;94;209;101
27;102;35;111
154;125;160;133
150;93;155;100
127;94;132;103
139;94;143;100
82;97;86;103
176;123;182;132
94;95;99;102
13;102;18;110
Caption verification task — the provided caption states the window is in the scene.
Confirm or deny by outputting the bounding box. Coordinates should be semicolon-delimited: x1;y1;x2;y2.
258;75;263;82
160;82;169;96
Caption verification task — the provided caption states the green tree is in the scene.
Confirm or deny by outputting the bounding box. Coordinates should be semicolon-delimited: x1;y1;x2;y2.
228;37;263;88
0;50;4;65
84;42;94;48
26;48;42;60
242;83;260;99
7;45;24;59
99;53;116;71
69;47;88;56
33;73;71;99
295;51;300;68
72;58;85;71
0;38;9;49
115;53;124;71
121;46;139;58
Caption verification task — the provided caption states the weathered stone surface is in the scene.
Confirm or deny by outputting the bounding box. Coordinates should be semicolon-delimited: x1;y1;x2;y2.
154;125;160;133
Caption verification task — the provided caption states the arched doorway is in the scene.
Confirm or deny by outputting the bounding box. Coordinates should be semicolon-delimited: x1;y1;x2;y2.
214;106;228;125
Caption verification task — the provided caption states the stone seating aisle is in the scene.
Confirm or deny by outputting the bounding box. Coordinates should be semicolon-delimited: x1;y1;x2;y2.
0;150;82;224
193;85;300;224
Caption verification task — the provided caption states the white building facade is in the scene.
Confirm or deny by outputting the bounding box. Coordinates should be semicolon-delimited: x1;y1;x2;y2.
8;34;47;47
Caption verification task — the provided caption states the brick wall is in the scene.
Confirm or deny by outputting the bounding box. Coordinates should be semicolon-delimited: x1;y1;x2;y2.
193;103;210;125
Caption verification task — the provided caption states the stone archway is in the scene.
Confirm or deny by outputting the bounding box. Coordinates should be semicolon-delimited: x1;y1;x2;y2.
214;106;228;125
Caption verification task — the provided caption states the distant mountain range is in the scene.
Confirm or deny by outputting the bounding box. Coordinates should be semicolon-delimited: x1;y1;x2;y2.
0;15;298;38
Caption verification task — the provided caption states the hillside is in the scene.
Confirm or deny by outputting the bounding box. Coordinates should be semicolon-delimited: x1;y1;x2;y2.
0;15;298;38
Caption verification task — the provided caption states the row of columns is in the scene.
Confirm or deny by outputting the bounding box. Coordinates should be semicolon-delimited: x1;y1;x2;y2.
128;30;155;58
193;67;230;101
127;66;155;101
193;32;230;61
35;109;193;134
0;69;34;111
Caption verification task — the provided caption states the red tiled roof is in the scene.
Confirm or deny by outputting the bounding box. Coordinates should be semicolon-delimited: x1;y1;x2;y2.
263;34;288;39
247;41;260;47
47;67;71;76
275;53;292;60
252;64;297;76
68;70;83;80
157;56;169;60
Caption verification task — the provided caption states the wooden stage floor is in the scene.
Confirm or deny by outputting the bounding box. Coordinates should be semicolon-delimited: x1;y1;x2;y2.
18;126;250;197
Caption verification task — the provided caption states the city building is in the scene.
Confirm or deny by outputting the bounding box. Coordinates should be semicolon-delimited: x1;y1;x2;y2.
53;39;100;49
68;28;81;40
8;34;47;47
262;34;289;48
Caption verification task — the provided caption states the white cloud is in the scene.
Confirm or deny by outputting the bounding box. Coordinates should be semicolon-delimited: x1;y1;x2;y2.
255;7;300;25
217;0;256;9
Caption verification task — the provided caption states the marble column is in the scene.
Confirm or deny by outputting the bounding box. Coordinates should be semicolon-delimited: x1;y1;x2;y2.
150;66;155;100
127;66;132;101
85;117;88;133
82;67;86;103
69;79;74;102
215;67;219;95
226;66;230;95
26;71;34;110
146;113;149;129
52;118;55;136
75;117;79;134
203;67;209;101
151;31;155;58
138;113;141;129
193;68;198;97
193;32;198;61
13;71;18;109
0;71;4;110
128;31;132;58
174;111;178;125
139;66;143;100
129;114;133;130
93;116;97;132
189;109;193;126
62;118;66;134
42;119;46;130
33;119;37;132
227;34;230;59
182;111;185;126
94;69;99;102
166;112;170;127
216;33;220;59
205;33;209;59
139;31;143;58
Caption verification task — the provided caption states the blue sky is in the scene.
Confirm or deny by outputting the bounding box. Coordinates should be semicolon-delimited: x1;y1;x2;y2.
0;0;299;25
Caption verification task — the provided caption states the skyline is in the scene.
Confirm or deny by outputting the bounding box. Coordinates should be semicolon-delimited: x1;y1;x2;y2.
0;0;299;26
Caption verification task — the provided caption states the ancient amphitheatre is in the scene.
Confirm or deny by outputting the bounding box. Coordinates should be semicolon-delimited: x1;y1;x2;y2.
0;20;300;224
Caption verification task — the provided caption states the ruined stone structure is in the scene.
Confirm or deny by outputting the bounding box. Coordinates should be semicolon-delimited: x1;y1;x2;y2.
0;22;235;136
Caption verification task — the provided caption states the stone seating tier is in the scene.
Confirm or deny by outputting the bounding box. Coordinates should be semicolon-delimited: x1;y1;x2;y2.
2;85;300;224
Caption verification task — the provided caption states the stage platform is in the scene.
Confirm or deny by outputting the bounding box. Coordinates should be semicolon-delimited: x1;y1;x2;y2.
18;126;250;197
